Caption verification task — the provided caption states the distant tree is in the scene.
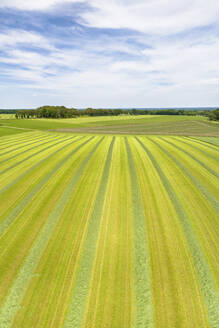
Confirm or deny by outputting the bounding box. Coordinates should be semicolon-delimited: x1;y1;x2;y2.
15;106;212;119
208;109;219;121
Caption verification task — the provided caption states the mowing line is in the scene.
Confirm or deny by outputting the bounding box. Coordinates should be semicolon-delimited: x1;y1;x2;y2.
160;137;219;179
64;137;115;328
0;134;52;157
81;141;117;328
0;132;42;150
0;132;48;151
178;138;219;162
186;137;219;151
0;134;63;165
136;137;219;328
0;139;98;309
148;137;219;213
81;138;133;328
130;138;209;327
125;137;154;328
0;135;78;196
0;137;104;328
0;136;71;176
0;137;93;237
11;138;111;328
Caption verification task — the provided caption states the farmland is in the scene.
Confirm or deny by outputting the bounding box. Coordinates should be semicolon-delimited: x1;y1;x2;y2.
0;115;219;137
0;130;218;328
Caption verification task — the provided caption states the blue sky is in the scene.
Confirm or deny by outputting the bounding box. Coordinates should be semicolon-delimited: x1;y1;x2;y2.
0;0;219;108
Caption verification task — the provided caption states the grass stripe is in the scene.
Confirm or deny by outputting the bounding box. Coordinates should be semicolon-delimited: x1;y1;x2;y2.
0;133;46;152
0;137;104;328
0;134;62;165
129;138;209;327
186;137;219;151
0;139;98;309
136;137;219;328
0;135;78;196
0;134;51;157
0;137;93;237
0;136;69;175
63;137;115;328
80;138;133;328
149;137;219;213
0;132;41;149
11;138;112;327
160;137;219;179
125;137;154;328
179;138;219;162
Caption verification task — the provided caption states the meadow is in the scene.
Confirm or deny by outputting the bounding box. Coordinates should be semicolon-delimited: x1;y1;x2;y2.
0;128;218;328
0;114;219;137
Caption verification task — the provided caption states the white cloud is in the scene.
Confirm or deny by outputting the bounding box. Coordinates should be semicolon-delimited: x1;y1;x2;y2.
83;0;219;35
0;1;219;107
0;30;54;50
1;1;219;35
0;0;84;11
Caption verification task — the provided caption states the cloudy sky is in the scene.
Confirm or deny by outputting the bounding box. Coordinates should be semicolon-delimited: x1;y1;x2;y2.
0;0;219;108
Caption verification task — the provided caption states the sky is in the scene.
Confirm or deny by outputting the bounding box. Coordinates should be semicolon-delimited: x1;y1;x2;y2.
0;0;219;108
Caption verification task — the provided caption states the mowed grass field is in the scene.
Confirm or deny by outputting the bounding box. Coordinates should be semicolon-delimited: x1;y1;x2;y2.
0;131;218;328
0;115;219;136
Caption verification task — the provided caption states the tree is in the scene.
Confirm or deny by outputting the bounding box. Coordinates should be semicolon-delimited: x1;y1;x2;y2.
208;109;219;121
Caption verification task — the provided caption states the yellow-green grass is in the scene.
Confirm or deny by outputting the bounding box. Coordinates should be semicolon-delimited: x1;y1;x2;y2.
0;114;15;119
9;137;111;328
1;115;218;137
0;137;103;326
0;133;218;328
76;138;135;328
135;137;218;326
0;127;26;137
192;137;219;147
129;137;210;327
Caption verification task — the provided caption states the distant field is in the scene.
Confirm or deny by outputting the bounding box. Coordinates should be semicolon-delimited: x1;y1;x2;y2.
0;114;15;119
0;127;27;137
0;132;218;327
0;115;218;136
192;136;219;147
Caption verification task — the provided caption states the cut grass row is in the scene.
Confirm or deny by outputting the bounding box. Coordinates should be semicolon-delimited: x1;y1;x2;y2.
0;133;218;327
135;137;218;327
0;136;104;327
79;138;135;328
129;137;210;328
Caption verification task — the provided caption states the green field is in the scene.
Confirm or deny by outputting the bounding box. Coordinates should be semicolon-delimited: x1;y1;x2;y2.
0;131;218;328
0;115;219;137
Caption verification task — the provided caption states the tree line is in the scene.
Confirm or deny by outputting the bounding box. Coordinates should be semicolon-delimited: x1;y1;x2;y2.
208;109;219;121
14;106;218;119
